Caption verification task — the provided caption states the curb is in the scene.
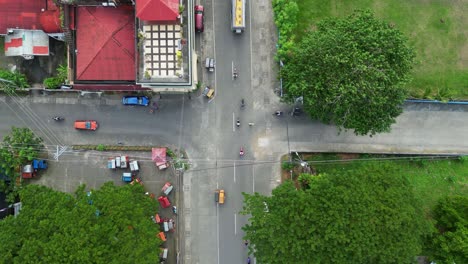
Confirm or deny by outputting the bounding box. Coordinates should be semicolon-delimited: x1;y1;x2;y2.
405;99;468;105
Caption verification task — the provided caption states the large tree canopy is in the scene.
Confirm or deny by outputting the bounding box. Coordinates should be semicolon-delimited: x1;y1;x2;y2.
0;127;43;176
426;195;468;264
242;166;430;264
0;127;44;201
0;183;161;263
282;10;415;135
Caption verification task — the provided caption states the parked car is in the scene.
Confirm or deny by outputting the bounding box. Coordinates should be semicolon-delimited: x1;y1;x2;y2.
122;96;149;106
158;196;171;208
74;120;98;130
162;182;173;196
195;5;204;33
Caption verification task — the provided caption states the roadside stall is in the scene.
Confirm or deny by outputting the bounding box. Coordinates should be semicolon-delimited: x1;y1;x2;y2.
152;148;168;170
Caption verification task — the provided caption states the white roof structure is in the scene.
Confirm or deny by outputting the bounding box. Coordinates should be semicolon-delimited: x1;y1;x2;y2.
4;29;49;59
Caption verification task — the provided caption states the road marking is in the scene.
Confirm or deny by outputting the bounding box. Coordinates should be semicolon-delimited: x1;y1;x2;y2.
252;165;255;193
217;204;220;264
234;213;237;234
234;162;236;182
233;112;236;132
248;0;253;94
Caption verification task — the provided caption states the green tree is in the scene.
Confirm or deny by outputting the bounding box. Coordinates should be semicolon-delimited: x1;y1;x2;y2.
0;127;43;176
0;69;29;93
426;195;468;264
0;183;161;263
242;166;430;264
0;127;44;201
281;10;415;136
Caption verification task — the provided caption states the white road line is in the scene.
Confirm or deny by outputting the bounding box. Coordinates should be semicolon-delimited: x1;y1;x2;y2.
217;204;220;264
252;165;255;193
248;0;253;93
233;112;236;132
234;213;237;234
234;162;236;182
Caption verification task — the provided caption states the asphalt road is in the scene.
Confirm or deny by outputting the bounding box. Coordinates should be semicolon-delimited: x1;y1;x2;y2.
0;90;467;264
1;3;467;264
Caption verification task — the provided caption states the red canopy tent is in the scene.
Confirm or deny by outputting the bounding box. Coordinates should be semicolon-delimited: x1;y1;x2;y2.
152;148;168;169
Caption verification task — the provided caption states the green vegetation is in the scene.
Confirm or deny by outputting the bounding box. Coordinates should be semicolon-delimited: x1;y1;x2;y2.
311;156;468;213
426;195;468;264
0;183;161;263
271;0;299;59
294;0;468;100
0;127;44;201
0;36;4;54
0;69;29;92
242;170;431;263
247;155;467;263
43;64;68;89
281;10;414;135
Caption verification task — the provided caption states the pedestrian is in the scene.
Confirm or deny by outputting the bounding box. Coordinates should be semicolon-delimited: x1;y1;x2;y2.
172;206;177;214
244;240;249;246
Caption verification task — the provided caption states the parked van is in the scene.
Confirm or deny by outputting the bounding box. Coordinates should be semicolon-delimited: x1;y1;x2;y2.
160;248;168;260
195;5;204;33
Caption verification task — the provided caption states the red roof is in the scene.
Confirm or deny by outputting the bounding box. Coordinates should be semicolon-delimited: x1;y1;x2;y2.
75;6;135;81
136;0;179;22
0;0;61;34
72;84;149;91
152;148;167;166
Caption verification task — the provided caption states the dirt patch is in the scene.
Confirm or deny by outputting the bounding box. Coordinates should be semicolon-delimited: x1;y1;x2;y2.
337;153;360;160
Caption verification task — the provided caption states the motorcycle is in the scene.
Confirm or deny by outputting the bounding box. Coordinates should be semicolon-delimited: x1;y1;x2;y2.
52;116;64;121
241;99;245;108
274;111;283;116
236;119;240;127
240;147;244;157
233;67;238;79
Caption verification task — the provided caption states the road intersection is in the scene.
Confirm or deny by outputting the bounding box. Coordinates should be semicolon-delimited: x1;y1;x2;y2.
0;0;467;263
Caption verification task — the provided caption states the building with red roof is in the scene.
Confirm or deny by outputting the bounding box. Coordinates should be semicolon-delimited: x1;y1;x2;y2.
75;6;136;81
136;0;179;22
0;0;61;35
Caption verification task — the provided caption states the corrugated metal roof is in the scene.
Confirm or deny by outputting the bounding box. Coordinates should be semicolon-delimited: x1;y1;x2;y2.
4;29;49;57
75;6;136;81
0;0;61;34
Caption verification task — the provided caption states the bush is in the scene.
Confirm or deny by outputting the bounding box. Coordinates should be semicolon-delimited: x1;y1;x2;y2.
271;0;299;61
0;69;29;88
43;77;63;89
458;155;468;163
96;144;106;151
43;64;68;89
166;148;175;158
282;161;295;171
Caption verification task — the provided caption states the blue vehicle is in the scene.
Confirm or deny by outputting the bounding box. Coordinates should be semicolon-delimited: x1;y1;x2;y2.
32;159;48;171
122;96;149;106
122;172;133;183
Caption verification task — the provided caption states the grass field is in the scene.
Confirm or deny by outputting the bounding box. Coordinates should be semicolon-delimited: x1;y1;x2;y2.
307;154;468;215
295;0;468;100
